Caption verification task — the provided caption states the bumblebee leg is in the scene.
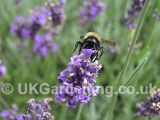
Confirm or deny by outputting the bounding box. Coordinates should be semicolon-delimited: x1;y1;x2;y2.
80;42;90;54
74;41;83;54
79;42;87;54
91;52;98;62
91;44;99;62
95;52;99;61
98;47;104;60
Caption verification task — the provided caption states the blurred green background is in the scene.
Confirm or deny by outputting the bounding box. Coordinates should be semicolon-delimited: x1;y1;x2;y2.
0;0;160;120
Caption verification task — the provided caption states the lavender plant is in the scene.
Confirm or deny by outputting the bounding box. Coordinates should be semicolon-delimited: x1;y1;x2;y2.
27;6;48;39
33;33;58;58
0;104;23;120
137;90;160;117
122;0;146;29
10;0;66;58
79;0;105;26
10;16;30;40
23;98;54;120
45;0;65;26
0;99;54;120
104;0;150;119
55;49;102;108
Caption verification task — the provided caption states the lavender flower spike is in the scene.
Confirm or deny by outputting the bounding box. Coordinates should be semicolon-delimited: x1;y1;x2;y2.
23;98;54;120
0;104;23;120
55;49;102;108
0;60;7;77
33;33;58;58
79;0;105;26
10;16;30;39
46;0;65;26
122;0;146;29
137;90;160;117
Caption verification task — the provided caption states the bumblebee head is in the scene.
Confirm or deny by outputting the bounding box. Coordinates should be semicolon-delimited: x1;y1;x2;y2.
80;32;101;42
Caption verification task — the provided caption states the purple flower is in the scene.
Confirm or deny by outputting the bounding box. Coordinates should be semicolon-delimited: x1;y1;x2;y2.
137;90;160;117
79;0;105;26
0;104;23;120
10;16;30;39
27;7;48;39
1;99;54;120
23;98;54;120
0;60;7;77
55;49;102;108
28;7;47;26
33;33;58;58
10;1;65;58
46;0;65;26
122;0;146;29
10;7;48;40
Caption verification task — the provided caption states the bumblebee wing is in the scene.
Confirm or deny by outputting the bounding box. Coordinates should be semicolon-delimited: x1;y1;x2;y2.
101;39;116;47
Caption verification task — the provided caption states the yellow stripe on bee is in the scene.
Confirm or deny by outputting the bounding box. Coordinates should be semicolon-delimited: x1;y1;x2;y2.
84;32;101;41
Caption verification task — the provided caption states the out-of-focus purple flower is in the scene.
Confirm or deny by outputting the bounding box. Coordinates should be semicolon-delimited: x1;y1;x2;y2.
10;16;30;39
137;90;160;117
122;19;137;29
0;104;23;120
55;49;102;108
45;0;65;26
27;7;48;38
10;1;65;58
10;7;48;40
122;0;146;29
11;1;65;40
79;0;105;26
0;60;7;77
29;7;47;26
33;33;58;58
23;98;54;120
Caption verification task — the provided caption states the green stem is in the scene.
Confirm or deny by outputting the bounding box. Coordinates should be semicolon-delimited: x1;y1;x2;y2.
59;106;67;120
0;95;9;108
116;0;151;88
103;0;151;120
125;114;138;120
123;56;148;86
75;104;83;120
148;117;151;120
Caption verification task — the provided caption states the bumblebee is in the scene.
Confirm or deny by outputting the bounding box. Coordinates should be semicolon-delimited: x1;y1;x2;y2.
74;32;116;61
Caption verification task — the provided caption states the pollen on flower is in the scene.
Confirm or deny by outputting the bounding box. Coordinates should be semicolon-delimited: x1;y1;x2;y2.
137;90;160;117
55;49;102;108
23;98;54;120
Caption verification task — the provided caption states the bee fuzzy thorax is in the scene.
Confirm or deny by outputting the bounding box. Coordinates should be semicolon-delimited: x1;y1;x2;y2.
84;32;101;41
